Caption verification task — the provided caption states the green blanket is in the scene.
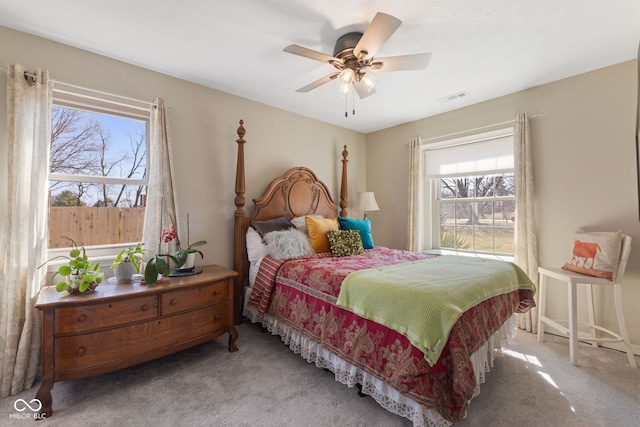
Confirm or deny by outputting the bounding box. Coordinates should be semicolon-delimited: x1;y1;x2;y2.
336;255;535;366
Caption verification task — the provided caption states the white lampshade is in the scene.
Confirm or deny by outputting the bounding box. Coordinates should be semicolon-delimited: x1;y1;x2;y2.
356;192;379;219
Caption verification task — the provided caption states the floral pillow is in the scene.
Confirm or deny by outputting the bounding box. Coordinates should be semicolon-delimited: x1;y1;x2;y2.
561;230;623;280
326;230;365;257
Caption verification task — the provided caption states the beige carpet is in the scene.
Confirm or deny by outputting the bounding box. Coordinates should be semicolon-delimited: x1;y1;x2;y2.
1;321;638;426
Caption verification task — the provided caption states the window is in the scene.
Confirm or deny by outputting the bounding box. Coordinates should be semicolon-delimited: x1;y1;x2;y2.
424;129;514;256
48;92;149;251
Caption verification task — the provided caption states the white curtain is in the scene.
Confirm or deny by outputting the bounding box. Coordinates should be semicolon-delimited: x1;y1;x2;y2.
142;98;180;257
0;64;52;396
513;113;539;332
407;137;422;251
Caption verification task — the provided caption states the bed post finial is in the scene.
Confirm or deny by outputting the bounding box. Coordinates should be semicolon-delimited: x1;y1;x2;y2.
340;145;348;217
233;119;246;324
235;120;246;212
237;119;245;139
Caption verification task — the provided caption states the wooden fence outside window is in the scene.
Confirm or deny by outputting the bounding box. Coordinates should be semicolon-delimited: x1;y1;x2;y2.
48;207;145;248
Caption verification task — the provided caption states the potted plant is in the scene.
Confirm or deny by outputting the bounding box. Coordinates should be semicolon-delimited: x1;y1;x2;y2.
143;254;170;286
144;213;207;285
38;239;105;294
161;239;207;270
158;214;207;270
110;243;146;283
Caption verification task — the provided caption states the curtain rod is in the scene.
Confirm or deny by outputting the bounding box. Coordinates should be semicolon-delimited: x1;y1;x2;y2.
421;113;545;143
1;66;157;109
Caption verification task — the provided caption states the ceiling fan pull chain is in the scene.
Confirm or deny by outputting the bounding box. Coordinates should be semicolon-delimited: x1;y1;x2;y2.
352;93;356;116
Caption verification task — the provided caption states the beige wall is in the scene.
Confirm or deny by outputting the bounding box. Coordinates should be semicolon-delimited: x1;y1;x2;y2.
366;60;640;350
2;25;638;351
0;26;366;270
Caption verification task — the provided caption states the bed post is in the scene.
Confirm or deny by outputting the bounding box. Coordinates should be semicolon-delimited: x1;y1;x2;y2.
233;120;246;325
340;145;348;217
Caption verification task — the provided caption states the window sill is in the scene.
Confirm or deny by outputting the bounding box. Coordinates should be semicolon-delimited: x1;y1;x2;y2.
424;249;514;263
43;243;139;274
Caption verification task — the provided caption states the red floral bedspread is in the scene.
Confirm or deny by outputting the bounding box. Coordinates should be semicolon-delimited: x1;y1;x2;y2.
247;247;535;422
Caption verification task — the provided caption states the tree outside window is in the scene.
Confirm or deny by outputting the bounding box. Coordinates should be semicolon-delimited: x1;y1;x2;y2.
438;173;515;255
48;105;148;248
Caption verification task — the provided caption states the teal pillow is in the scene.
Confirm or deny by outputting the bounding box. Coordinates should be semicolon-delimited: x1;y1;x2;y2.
338;217;374;249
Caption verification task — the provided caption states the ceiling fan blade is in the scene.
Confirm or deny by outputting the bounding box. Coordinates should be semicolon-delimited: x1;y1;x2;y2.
295;72;340;92
371;53;432;72
353;81;377;99
283;44;343;66
353;12;402;60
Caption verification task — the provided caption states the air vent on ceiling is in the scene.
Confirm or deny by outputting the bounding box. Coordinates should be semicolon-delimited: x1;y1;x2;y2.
437;91;470;103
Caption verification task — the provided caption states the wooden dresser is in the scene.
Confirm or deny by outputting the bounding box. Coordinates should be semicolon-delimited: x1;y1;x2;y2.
34;264;238;418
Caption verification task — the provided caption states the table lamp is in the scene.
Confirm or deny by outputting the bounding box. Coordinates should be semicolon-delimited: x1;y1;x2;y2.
356;192;380;220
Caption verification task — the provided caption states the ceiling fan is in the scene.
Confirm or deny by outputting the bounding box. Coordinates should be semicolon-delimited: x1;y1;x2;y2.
283;12;431;101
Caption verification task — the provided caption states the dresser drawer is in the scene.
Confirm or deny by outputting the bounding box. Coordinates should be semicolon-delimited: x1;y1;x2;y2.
55;295;158;334
54;304;229;372
161;279;229;315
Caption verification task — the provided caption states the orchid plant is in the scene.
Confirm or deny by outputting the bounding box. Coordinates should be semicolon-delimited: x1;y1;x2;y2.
144;213;207;285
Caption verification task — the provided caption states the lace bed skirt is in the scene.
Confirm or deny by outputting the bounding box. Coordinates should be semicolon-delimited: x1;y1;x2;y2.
244;297;516;427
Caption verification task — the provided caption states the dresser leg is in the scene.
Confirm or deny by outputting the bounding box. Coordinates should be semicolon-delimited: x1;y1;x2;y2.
35;379;53;419
228;326;239;352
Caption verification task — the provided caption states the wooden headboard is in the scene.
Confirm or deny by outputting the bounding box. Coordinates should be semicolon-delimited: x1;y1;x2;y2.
232;120;349;323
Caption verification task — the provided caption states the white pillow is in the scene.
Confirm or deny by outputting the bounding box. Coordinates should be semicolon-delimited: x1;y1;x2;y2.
561;230;622;280
246;227;267;262
290;214;322;235
264;228;313;259
248;257;263;286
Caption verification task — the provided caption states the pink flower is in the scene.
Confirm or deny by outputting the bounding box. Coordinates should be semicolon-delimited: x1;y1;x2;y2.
160;224;178;243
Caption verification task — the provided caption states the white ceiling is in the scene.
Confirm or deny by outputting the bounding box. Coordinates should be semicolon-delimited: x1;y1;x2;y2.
1;0;639;133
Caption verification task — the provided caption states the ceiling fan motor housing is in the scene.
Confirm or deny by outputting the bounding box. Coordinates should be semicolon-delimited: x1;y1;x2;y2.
333;32;364;59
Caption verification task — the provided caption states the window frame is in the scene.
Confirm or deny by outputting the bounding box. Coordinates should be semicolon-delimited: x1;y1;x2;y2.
421;128;515;259
46;92;150;265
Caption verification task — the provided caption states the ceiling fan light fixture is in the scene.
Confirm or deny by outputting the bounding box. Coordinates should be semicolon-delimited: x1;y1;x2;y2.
339;68;355;84
339;80;353;99
361;73;377;92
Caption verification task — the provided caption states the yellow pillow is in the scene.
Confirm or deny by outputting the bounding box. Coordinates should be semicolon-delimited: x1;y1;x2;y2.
305;216;339;253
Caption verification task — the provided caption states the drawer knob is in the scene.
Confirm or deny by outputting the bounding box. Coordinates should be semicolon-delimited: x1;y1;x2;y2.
141;304;150;311
77;314;87;323
76;347;87;356
214;314;221;321
170;299;178;306
213;290;220;296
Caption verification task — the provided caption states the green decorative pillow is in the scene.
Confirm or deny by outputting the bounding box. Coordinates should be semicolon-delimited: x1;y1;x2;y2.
326;230;365;257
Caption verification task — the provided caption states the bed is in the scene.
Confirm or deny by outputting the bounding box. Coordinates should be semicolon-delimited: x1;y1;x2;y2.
231;120;536;426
